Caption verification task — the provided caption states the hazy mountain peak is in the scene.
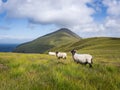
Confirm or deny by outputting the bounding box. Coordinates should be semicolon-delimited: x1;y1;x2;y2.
57;28;71;32
53;28;81;39
14;28;81;53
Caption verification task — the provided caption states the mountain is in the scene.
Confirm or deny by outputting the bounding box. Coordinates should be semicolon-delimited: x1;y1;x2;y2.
13;28;81;53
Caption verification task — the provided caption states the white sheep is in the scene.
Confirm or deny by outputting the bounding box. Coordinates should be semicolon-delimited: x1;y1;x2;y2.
71;49;93;68
56;52;67;59
48;52;56;56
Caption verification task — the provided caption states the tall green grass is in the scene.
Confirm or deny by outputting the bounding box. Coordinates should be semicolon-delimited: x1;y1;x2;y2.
0;52;120;90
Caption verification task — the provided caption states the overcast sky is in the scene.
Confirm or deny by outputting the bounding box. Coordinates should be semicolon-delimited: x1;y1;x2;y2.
0;0;120;44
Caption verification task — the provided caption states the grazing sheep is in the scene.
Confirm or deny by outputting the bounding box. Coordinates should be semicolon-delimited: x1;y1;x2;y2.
48;52;56;56
71;49;93;68
56;52;67;59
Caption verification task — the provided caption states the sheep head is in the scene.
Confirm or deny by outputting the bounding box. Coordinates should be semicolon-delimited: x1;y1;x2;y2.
71;49;76;55
56;51;59;54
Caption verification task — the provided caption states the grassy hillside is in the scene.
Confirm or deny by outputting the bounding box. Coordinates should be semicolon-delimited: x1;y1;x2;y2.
14;28;80;53
51;37;120;55
0;52;120;90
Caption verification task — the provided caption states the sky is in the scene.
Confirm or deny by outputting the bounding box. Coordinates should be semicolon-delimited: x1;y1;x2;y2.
0;0;120;44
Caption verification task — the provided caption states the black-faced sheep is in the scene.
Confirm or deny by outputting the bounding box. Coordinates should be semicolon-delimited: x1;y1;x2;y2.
56;52;67;59
71;49;93;68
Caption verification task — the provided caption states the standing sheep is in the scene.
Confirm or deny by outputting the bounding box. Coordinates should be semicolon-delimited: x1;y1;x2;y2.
71;49;93;68
48;52;56;56
56;52;67;59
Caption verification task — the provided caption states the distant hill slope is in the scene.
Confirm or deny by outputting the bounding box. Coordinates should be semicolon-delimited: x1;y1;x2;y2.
50;37;120;55
13;28;81;53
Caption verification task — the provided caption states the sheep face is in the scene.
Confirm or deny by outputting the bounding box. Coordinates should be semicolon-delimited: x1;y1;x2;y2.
71;49;76;55
56;51;59;54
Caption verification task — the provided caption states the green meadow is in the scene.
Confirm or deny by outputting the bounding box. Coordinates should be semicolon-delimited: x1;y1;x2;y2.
0;51;120;90
0;37;120;90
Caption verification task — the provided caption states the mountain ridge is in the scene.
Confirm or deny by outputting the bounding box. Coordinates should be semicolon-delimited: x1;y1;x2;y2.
14;28;81;53
50;37;120;53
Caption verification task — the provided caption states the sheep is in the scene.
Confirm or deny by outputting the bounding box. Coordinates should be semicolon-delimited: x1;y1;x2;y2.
56;52;67;59
48;52;56;56
71;49;93;68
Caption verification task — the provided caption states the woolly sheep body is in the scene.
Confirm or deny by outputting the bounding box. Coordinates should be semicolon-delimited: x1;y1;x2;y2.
48;52;56;56
71;49;93;67
56;52;67;59
73;53;92;64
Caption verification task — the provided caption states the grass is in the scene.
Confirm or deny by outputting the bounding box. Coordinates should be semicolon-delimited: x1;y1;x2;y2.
0;37;120;90
0;52;120;90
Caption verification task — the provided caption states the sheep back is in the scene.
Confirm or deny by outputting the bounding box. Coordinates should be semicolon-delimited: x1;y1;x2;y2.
73;54;92;64
48;52;56;56
56;52;67;59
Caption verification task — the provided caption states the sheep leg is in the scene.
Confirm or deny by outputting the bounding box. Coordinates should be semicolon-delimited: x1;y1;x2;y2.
84;62;88;65
58;57;60;59
91;59;93;64
89;63;92;68
76;62;79;64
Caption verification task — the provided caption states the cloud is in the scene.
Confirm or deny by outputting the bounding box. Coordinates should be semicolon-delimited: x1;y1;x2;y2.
0;0;120;37
103;0;120;34
103;0;120;17
0;0;3;13
105;17;120;31
0;0;1;6
0;26;10;30
0;35;32;40
1;0;95;29
0;35;33;44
